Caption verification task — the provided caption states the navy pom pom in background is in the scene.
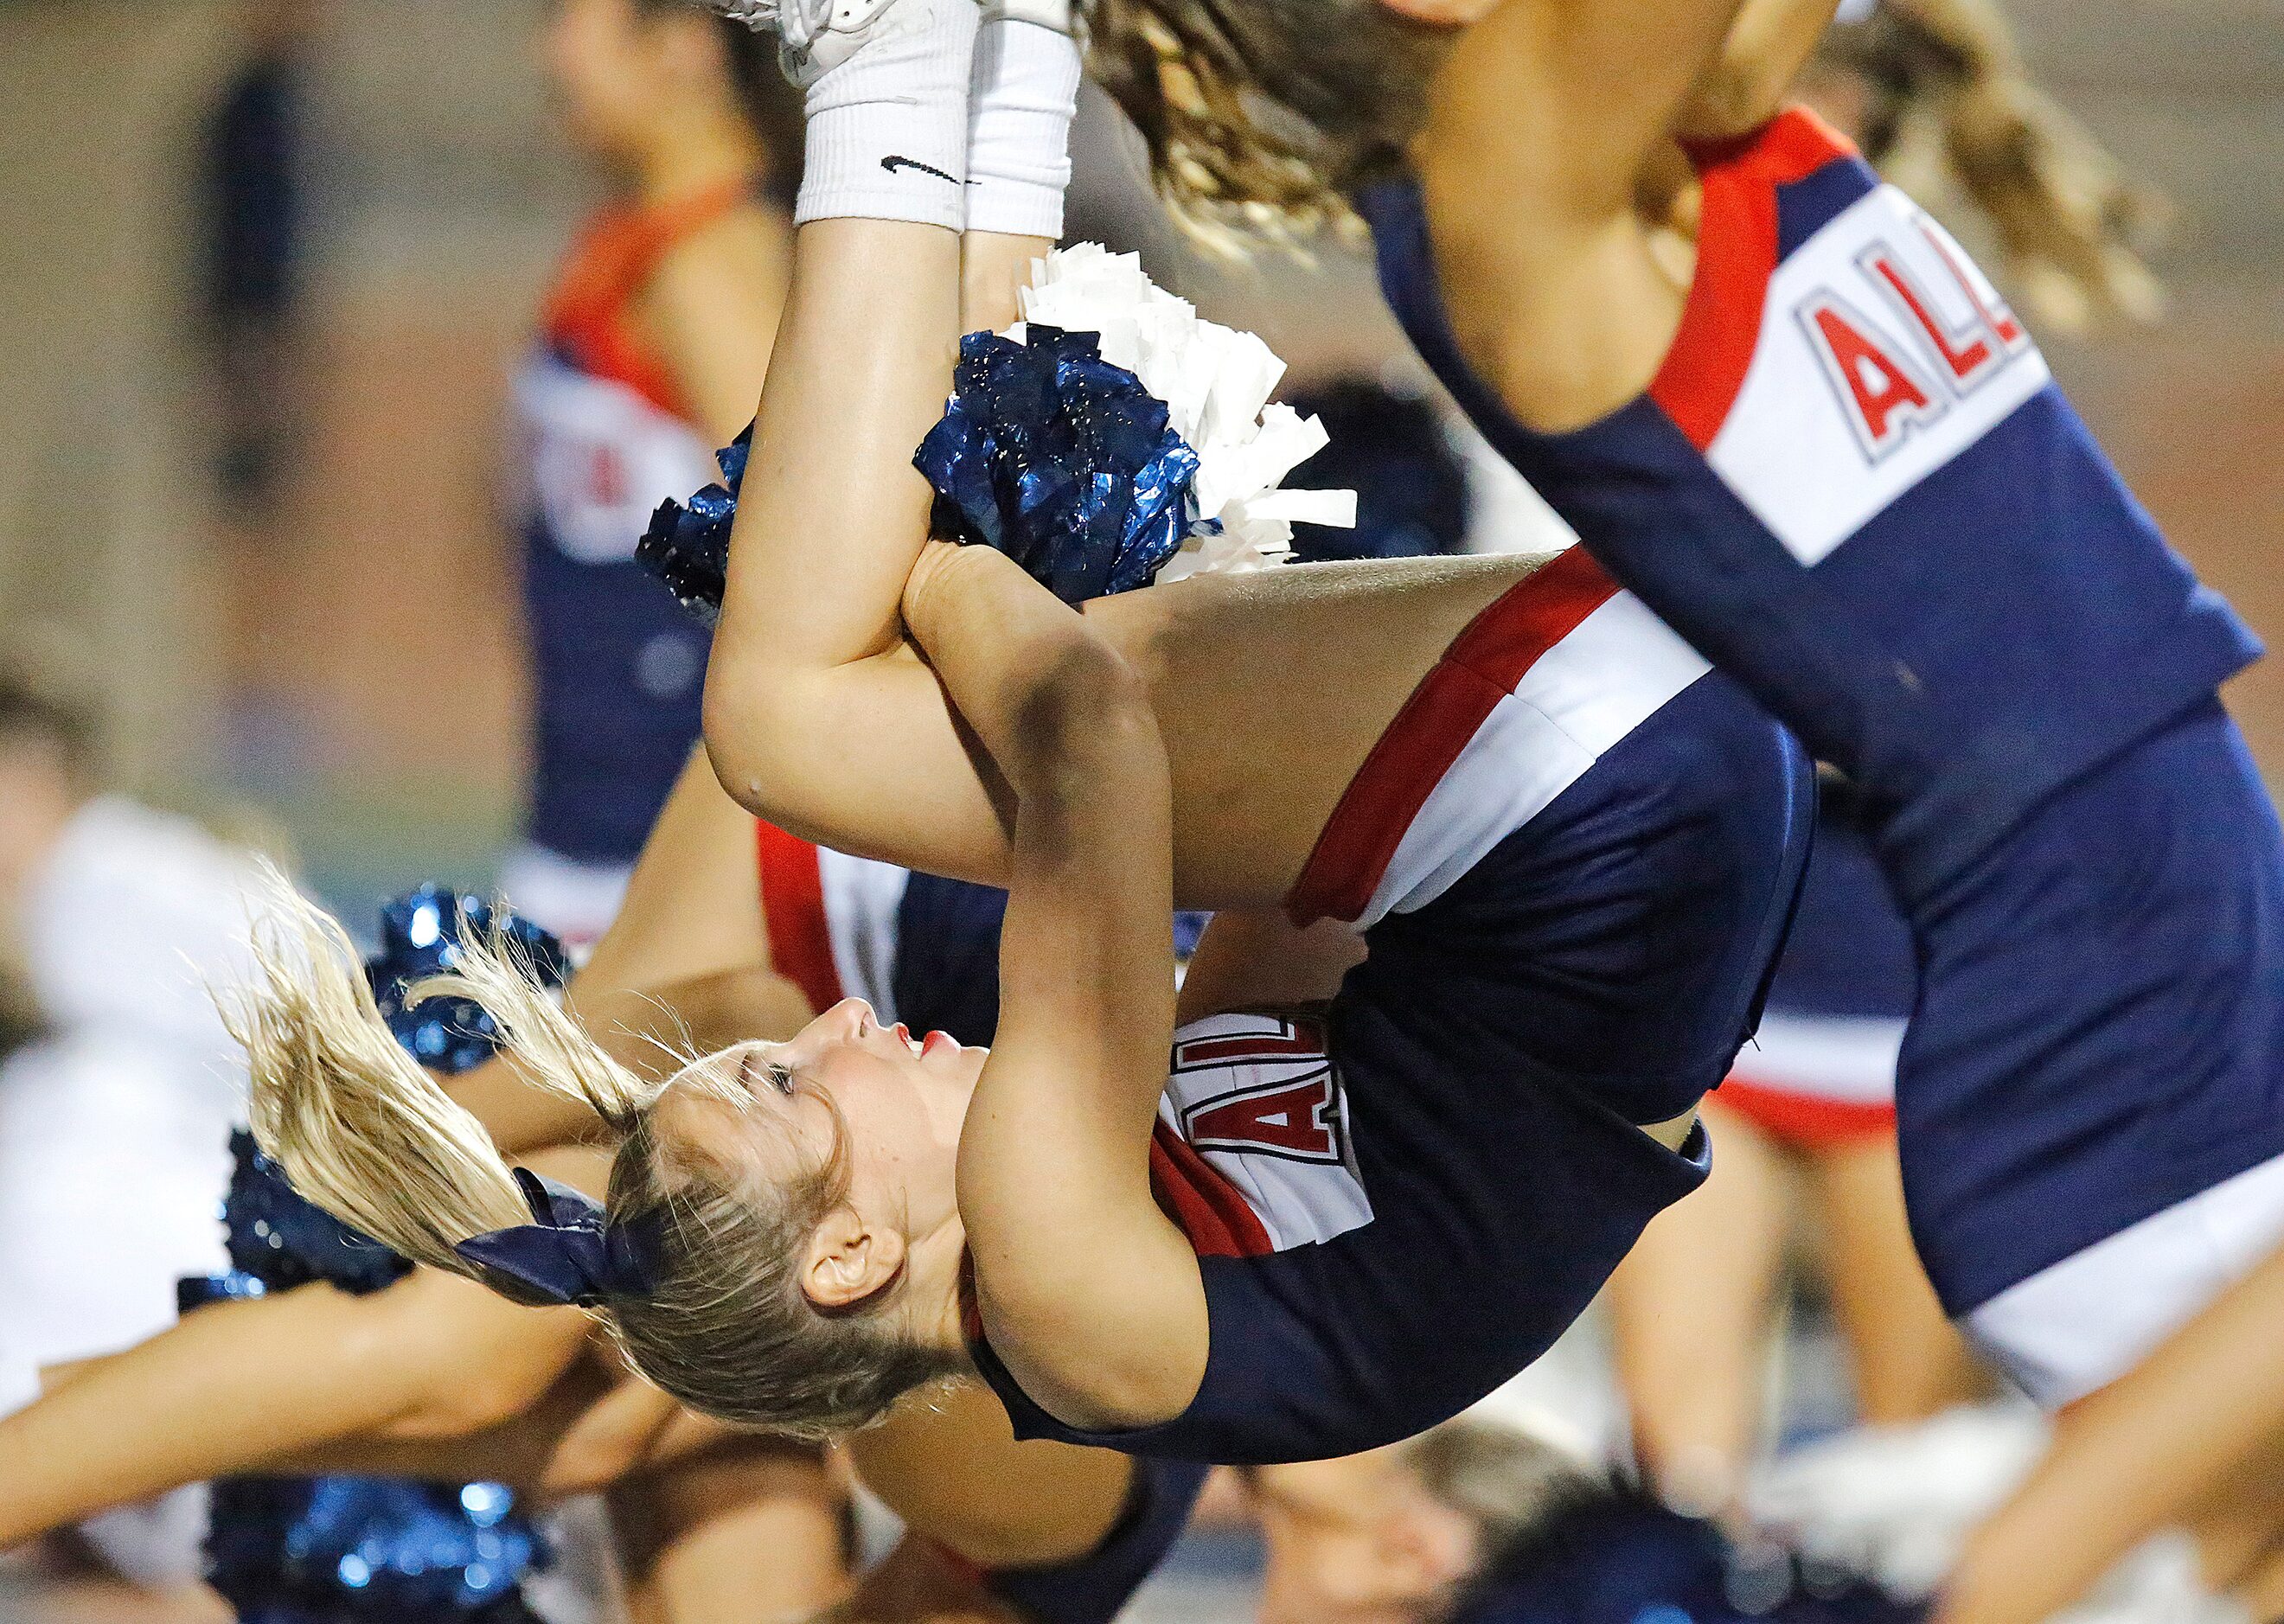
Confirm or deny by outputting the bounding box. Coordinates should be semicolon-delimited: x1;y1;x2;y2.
637;425;752;626
369;884;570;1075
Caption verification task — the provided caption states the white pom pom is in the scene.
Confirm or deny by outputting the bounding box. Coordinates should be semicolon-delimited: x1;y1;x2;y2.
1008;245;1355;584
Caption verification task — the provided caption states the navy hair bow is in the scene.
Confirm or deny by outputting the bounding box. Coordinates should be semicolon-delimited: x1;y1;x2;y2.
453;1167;664;1308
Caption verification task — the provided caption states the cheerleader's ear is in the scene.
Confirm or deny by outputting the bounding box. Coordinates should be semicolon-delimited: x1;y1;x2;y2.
800;1205;906;1310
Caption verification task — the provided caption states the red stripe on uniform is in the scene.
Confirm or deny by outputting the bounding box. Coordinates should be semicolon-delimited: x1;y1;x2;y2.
1283;547;1621;926
1652;106;1859;451
1150;1122;1275;1258
543;178;755;421
1714;1075;1897;1148
754;821;844;1016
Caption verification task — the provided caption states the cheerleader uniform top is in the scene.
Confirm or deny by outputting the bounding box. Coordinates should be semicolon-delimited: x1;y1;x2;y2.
1358;109;2259;912
969;552;1814;1465
515;180;756;866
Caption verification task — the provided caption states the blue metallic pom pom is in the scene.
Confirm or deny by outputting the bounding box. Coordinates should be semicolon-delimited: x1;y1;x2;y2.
177;890;566;1621
639;331;1199;621
185;1129;554;1621
205;1476;546;1624
638;425;752;626
369;885;568;1077
184;1130;411;1301
914;326;1201;604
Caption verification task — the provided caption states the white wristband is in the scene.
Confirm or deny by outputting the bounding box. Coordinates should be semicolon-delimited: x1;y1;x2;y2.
795;0;980;229
966;13;1082;239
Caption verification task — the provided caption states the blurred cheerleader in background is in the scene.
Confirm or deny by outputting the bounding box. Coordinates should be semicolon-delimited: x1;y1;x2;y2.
501;0;798;949
1072;0;2284;1614
0;656;276;1623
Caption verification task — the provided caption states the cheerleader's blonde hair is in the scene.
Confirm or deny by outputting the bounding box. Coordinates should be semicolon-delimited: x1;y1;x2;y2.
227;870;956;1437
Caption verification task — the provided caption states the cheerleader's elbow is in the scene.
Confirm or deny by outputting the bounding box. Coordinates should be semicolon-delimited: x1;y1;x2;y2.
699;663;800;822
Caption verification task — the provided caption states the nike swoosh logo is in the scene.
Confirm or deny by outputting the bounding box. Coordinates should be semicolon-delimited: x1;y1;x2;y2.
881;156;958;185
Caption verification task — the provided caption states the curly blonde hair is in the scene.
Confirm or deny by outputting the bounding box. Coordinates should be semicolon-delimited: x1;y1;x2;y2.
1821;0;2167;332
1089;0;2166;326
1082;0;1447;243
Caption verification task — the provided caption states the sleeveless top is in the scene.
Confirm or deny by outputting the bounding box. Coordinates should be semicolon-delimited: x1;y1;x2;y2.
1359;109;2260;909
969;1008;1711;1464
514;182;752;866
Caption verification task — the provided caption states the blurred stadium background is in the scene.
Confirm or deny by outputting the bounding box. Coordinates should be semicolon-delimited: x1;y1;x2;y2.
3;0;2276;914
0;3;2278;1618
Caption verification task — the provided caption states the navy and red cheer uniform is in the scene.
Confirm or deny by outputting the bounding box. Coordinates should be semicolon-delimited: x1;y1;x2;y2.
1721;782;1915;1145
974;550;1814;1462
1360;109;2284;1402
507;183;752;941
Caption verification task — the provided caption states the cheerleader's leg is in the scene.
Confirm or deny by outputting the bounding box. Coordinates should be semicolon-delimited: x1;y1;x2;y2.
1605;1096;1794;1524
1936;1241;2284;1624
609;1443;849;1623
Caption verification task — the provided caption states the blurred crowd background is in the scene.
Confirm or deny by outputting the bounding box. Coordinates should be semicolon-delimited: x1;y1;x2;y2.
2;0;2275;916
0;1;2279;1620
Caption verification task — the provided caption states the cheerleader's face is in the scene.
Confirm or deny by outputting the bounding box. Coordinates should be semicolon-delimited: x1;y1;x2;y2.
540;0;697;161
1253;1452;1482;1624
658;1000;982;1308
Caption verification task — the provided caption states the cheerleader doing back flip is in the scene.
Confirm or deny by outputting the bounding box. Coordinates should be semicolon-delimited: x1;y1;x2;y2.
238;0;1809;1467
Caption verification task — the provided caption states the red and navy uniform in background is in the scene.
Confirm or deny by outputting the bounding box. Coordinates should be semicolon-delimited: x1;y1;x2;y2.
1361;110;2284;1392
1720;780;1914;1145
510;183;751;935
974;550;1814;1463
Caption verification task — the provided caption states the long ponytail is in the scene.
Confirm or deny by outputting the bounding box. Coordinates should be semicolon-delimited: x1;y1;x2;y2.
226;870;957;1438
1826;0;2167;332
227;867;653;1277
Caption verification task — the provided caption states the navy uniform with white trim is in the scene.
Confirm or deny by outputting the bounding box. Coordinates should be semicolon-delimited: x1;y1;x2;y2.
502;187;749;946
973;550;1814;1463
1360;109;2284;1405
1719;782;1916;1147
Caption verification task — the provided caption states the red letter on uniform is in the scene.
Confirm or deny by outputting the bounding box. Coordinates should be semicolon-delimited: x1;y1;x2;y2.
1804;297;1946;455
1188;1078;1339;1160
